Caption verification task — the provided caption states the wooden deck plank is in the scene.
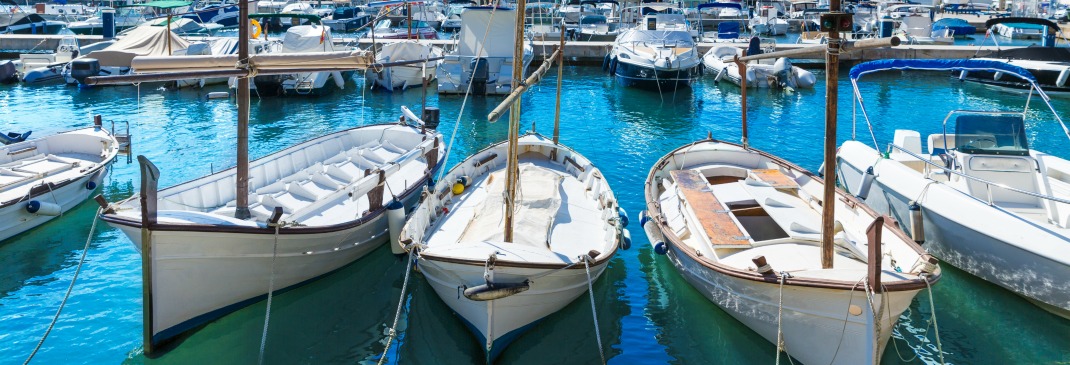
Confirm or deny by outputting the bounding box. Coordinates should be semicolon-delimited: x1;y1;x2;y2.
750;169;799;190
670;170;751;247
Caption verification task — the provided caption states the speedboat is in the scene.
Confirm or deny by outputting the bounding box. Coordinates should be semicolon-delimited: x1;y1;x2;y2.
703;37;816;89
958;17;1070;96
1;121;119;242
366;41;443;90
99;114;444;350
574;14;623;41
0;13;66;34
838;59;1070;320
749;4;789;35
437;6;533;95
605;13;702;91
889;5;953;45
182;0;241;28
67;6;145;35
20;37;114;85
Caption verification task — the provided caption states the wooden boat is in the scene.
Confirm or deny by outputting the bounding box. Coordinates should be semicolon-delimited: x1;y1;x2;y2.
1;121;119;242
100;118;443;349
400;11;622;360
838;59;1070;319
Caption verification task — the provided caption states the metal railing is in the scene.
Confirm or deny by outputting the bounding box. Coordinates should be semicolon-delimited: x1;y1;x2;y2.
885;143;1070;206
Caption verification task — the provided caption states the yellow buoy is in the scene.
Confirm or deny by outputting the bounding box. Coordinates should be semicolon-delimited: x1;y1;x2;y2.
452;183;465;195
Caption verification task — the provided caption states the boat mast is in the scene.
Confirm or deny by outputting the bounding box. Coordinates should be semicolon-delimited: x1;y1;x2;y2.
504;1;527;243
235;0;251;219
820;0;842;269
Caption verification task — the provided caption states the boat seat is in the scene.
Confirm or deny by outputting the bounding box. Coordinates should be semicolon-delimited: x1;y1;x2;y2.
0;169;33;191
748;168;799;190
12;155;78;176
670;169;751;247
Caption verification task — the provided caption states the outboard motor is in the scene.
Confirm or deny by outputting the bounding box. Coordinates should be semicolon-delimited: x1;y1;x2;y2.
469;58;489;95
69;58;101;84
0;60;18;84
772;57;796;89
421;107;440;130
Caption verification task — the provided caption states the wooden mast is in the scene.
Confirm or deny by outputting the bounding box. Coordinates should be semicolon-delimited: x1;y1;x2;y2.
235;0;251;219
820;0;842;269
503;2;526;243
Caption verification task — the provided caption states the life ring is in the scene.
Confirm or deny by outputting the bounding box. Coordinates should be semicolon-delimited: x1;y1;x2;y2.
250;19;262;39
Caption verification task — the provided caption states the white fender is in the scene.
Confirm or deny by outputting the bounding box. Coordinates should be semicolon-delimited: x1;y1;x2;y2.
993;71;1003;81
795;68;816;88
1057;67;1070;87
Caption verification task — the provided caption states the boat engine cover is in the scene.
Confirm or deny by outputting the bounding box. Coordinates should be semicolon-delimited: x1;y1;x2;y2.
69;58;101;84
0;60;18;84
470;57;489;95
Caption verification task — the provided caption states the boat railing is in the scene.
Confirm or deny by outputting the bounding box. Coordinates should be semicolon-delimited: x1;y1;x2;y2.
884;143;1070;206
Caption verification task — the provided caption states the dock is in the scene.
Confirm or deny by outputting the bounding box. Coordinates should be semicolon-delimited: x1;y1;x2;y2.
0;33;1024;66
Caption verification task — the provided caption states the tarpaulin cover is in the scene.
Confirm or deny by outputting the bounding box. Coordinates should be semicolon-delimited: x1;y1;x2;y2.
83;25;190;67
849;59;1038;83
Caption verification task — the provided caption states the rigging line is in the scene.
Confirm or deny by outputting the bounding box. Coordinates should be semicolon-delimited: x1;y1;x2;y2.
23;209;101;365
437;1;504;182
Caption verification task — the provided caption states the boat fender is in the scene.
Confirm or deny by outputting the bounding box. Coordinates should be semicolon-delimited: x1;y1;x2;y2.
1058;67;1070;87
855;166;876;200
795;69;816;88
817;162;825;178
85;180;97;190
641;210;666;252
958;70;968;81
617;207;628;227
620;228;631;250
714;67;726;83
26;200;61;216
206;91;229;100
993;71;1003;81
452;182;465;195
332;71;345;89
608;57;617;76
602;54;610;72
387;199;406;254
653;242;668;255
908;201;925;244
462;280;530;301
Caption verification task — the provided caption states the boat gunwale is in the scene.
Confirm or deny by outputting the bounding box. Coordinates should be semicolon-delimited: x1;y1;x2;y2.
0;126;121;208
98;123;444;235
412;133;620;270
644;137;941;292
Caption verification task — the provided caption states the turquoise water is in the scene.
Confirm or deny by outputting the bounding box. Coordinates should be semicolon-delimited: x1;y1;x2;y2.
1;66;1069;364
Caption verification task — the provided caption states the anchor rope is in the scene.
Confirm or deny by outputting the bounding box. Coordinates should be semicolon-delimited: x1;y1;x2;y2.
924;276;946;365
582;256;605;365
774;271;795;365
23;209;100;365
257;223;282;365
378;249;416;365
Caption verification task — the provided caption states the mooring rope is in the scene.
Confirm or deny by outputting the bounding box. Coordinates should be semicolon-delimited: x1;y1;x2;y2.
23;209;100;365
924;276;946;365
257;224;282;365
377;249;416;365
774;271;795;365
582;256;605;365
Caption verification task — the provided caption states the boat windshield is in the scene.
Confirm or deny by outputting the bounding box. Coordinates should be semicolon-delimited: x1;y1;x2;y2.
953;113;1031;156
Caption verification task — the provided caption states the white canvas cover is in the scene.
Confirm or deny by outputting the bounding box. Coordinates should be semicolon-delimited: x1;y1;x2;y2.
375;41;440;63
282;25;334;53
459;163;562;247
458;8;517;58
84;25;190;67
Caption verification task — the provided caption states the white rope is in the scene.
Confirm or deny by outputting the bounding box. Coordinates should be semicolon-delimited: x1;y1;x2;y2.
23;209;100;365
257;224;282;365
774;271;795;365
582;256;605;365
924;276;946;365
377;249;415;365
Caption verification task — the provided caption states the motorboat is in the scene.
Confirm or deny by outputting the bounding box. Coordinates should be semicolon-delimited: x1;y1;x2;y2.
959;17;1070;96
0;13;66;34
67;5;150;35
932;17;976;37
173;37;272;88
558;0;593;24
441;2;472;32
366;41;443;90
991;20;1046;39
20;36;114;85
62;25;192;86
605;13;702;91
323;5;373;32
246;15;352;96
889;5;953;45
1;121;119;242
100;115;445;350
526;2;565;41
574;14;622;41
703;37;816;89
837;58;1070;320
365;19;439;39
695;3;747;41
182;0;240;28
122;16;223;36
437;6;533;95
749;3;789;35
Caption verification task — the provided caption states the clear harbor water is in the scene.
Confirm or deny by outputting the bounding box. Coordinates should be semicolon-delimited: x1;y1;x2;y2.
1;66;1068;364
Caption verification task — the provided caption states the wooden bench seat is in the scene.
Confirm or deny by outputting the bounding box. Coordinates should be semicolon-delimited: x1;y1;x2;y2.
670;170;751;247
750;169;800;190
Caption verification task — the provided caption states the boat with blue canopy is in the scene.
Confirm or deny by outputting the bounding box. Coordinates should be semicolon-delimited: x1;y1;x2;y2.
838;58;1070;320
